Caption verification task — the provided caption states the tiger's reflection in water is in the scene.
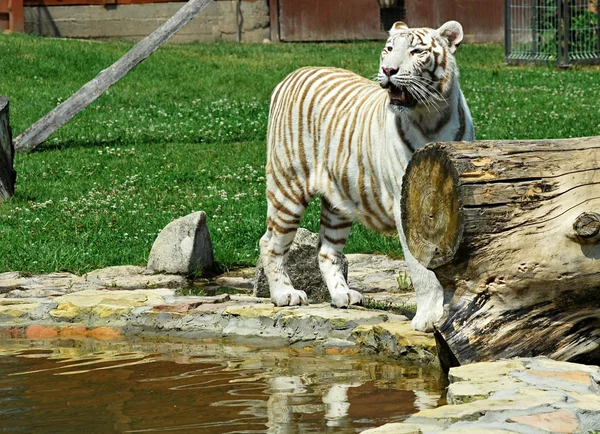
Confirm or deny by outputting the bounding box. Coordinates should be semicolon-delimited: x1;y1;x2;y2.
264;372;442;432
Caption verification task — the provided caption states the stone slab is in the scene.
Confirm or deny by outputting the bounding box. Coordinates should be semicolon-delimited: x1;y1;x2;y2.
1;267;188;299
49;288;175;323
0;272;92;298
0;299;42;319
86;266;187;289
509;409;579;433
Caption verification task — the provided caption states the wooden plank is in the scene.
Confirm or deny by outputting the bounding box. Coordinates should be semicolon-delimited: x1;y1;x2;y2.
268;0;279;42
9;0;24;32
404;0;504;43
23;0;185;6
278;0;385;41
0;97;16;201
14;0;213;153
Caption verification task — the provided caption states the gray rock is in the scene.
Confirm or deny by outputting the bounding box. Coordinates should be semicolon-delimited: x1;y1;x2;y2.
346;254;410;293
215;276;254;291
323;338;357;350
254;228;347;302
147;211;214;275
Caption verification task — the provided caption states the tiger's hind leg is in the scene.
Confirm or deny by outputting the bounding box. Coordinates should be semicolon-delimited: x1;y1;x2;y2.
260;195;309;306
318;198;364;308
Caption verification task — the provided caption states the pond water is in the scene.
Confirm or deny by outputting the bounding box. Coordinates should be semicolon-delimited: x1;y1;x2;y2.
0;338;444;433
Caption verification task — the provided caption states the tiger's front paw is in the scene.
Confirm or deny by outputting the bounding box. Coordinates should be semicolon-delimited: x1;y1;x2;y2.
330;289;364;308
271;288;308;307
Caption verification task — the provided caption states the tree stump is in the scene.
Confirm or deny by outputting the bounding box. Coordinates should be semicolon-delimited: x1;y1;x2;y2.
0;97;16;201
401;137;600;367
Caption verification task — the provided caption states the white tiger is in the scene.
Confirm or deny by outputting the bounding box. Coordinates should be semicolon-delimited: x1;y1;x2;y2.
259;21;474;332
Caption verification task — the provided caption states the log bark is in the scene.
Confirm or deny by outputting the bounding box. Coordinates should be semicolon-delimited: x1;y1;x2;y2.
401;137;600;366
13;0;213;153
0;97;16;201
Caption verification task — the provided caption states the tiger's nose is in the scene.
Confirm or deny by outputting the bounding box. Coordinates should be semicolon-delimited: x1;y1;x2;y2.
382;67;399;77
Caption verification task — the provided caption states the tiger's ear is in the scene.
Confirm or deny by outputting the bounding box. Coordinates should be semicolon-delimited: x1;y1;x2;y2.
437;21;464;54
389;21;409;36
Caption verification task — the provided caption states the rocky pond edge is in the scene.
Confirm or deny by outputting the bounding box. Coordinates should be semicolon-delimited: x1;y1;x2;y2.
1;257;599;433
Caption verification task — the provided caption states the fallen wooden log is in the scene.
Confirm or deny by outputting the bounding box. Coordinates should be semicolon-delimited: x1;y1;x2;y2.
13;0;213;153
0;97;16;201
401;137;600;368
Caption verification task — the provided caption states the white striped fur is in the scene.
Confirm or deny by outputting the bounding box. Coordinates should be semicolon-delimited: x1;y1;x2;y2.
260;21;474;332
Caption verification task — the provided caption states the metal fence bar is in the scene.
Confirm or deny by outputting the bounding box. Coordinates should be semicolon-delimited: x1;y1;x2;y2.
557;0;563;63
505;0;512;58
562;0;569;66
505;0;599;65
531;0;539;53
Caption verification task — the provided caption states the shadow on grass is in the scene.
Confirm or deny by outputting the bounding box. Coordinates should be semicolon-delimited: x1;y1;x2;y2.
32;134;237;153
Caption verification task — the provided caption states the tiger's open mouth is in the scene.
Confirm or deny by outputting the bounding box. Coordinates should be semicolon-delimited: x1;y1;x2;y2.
388;85;417;108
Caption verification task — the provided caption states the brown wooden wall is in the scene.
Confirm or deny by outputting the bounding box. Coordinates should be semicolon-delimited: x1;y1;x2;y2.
270;0;504;43
405;0;504;43
272;0;386;42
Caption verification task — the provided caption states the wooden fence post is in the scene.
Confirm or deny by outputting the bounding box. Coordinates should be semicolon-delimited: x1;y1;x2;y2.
0;97;16;201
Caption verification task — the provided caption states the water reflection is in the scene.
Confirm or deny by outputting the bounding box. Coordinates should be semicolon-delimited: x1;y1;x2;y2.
0;338;444;433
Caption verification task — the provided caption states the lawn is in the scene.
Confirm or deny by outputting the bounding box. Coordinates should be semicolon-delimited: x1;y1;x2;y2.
0;34;599;274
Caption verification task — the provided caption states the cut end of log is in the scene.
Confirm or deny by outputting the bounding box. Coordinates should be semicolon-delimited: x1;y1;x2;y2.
401;143;464;268
573;212;600;243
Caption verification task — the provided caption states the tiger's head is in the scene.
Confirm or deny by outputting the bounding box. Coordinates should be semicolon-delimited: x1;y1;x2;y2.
378;21;464;112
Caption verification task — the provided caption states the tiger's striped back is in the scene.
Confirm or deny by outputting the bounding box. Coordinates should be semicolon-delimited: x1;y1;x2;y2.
266;67;397;234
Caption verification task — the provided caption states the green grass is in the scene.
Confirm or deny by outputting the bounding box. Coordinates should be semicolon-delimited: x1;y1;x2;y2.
0;34;599;274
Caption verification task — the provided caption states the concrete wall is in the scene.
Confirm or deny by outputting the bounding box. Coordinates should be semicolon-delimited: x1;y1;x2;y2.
24;0;270;43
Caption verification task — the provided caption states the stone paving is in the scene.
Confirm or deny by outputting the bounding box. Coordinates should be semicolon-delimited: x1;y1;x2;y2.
365;358;600;433
0;254;427;361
